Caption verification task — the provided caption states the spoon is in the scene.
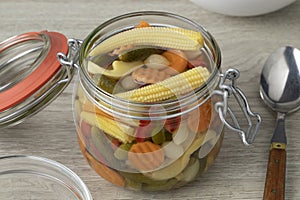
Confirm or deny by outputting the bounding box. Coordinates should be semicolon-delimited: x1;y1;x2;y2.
260;46;300;200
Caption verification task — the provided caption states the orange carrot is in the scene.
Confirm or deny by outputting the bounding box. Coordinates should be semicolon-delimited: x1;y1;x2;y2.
81;99;115;120
188;99;212;134
162;50;187;74
128;141;164;171
135;20;151;28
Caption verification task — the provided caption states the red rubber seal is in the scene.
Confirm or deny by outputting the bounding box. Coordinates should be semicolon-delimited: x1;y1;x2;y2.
0;31;68;112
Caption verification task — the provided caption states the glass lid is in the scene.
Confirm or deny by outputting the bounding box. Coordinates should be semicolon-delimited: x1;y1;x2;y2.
0;155;92;200
0;31;73;127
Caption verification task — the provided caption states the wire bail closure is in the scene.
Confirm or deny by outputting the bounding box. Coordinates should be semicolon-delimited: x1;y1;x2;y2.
215;68;262;145
57;38;82;76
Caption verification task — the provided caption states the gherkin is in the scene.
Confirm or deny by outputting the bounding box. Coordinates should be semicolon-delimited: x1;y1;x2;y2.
118;46;164;62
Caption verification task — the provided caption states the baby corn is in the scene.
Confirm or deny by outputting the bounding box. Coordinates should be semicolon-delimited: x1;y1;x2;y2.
115;67;210;102
81;111;135;143
90;27;204;56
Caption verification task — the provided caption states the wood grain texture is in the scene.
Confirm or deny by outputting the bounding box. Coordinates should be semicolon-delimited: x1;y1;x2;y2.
1;0;300;199
263;148;286;200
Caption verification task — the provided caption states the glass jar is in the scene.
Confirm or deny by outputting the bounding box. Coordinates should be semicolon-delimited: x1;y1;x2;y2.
0;11;261;192
69;11;261;191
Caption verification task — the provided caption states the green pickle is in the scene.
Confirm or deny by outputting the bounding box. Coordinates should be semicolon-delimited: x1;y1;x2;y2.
164;130;173;141
176;158;200;182
91;127;122;168
120;172;178;191
118;46;164;62
93;74;125;94
114;143;133;160
151;129;166;145
92;53;116;68
197;156;208;177
120;172;169;185
93;74;116;93
143;178;178;191
124;177;143;190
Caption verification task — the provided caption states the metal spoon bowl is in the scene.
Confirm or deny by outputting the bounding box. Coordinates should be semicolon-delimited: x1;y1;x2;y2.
260;46;300;113
260;46;300;200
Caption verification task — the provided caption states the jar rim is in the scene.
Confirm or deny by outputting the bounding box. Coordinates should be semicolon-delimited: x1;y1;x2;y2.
0;31;68;112
0;155;92;200
78;11;222;119
0;31;74;128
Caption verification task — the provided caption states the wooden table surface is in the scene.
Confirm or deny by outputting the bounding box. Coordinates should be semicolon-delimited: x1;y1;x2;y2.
1;0;300;199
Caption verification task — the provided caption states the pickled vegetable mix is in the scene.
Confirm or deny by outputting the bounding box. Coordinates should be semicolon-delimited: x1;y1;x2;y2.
75;20;224;191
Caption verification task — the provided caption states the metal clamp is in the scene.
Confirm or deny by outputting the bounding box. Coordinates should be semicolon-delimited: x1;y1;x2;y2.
57;38;82;82
215;68;262;145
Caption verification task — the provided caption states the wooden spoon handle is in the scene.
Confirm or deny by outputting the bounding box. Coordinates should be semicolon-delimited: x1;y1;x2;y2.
263;147;286;200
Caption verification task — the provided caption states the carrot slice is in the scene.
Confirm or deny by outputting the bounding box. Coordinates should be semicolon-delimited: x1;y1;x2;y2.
162;50;187;74
128;141;165;171
136;20;151;28
188;100;212;134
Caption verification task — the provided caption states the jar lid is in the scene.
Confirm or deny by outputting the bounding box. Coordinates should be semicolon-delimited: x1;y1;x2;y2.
0;31;72;127
0;155;92;200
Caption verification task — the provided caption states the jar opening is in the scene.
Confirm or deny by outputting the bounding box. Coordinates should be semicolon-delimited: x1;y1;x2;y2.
0;36;47;92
